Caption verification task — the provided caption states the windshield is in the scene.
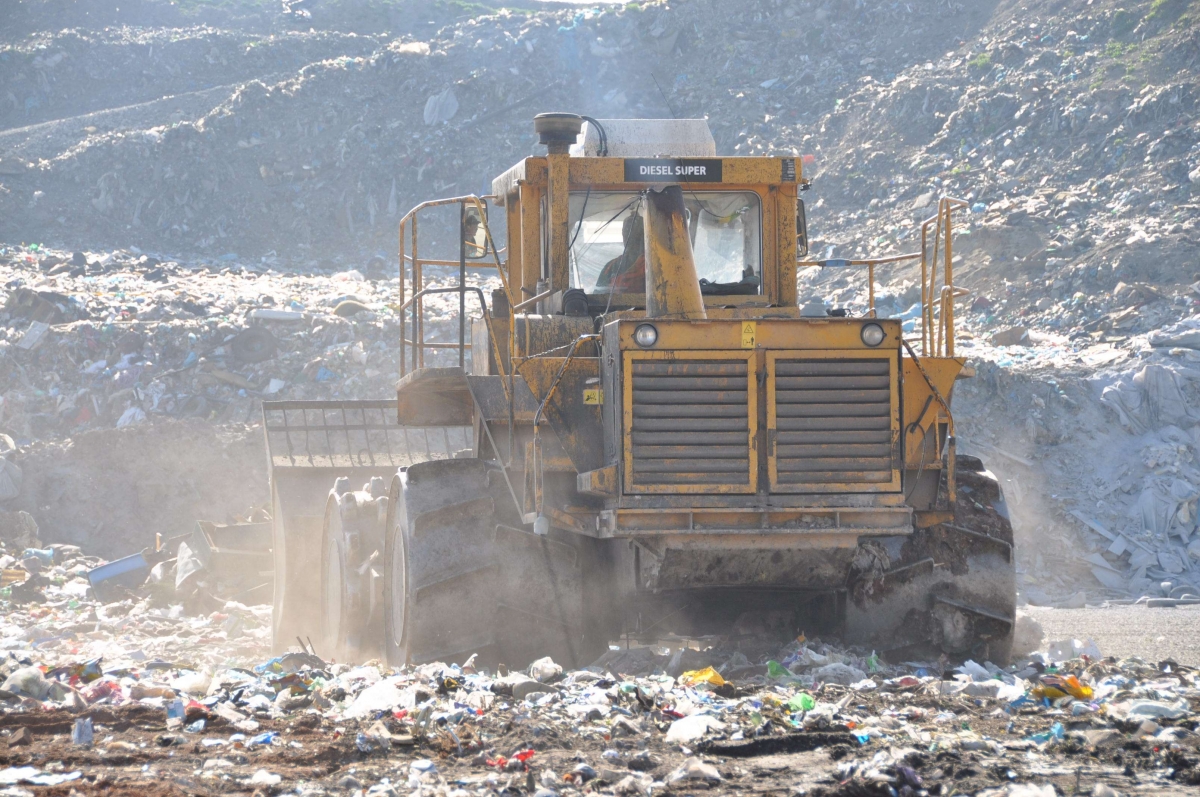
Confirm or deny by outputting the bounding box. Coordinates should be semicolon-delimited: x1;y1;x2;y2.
568;191;762;295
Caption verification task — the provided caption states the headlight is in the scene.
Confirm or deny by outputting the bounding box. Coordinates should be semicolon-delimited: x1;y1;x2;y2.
861;323;885;347
634;324;658;347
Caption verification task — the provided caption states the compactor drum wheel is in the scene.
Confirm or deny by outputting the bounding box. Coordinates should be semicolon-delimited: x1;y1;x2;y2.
383;459;610;669
320;479;388;661
846;459;1016;664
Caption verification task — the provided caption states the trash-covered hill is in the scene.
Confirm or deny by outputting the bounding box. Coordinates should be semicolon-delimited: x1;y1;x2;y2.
0;28;387;133
1;0;1196;291
798;0;1200;332
0;0;1040;263
0;0;531;46
4;0;1200;610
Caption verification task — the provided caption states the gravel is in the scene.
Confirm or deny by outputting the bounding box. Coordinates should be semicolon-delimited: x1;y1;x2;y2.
1028;604;1200;665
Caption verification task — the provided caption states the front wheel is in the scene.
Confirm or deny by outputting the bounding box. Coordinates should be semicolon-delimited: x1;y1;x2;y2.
846;461;1016;664
383;459;500;666
382;459;614;670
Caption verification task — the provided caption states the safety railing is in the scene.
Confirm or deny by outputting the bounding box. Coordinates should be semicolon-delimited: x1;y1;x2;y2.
397;195;517;378
797;196;967;358
396;194;525;517
919;197;969;358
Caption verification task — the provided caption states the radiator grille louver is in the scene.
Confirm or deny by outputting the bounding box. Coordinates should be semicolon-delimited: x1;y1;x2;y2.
772;359;896;487
629;360;753;490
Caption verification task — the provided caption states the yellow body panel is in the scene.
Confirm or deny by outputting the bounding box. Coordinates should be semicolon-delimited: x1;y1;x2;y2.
901;356;965;469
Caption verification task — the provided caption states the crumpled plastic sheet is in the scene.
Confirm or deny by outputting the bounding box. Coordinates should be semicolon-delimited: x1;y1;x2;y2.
1101;364;1195;434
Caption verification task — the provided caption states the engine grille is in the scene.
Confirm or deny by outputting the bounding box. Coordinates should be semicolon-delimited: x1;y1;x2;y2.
772;358;897;489
628;358;754;492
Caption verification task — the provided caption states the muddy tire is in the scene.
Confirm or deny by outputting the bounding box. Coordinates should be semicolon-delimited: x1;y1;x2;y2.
383;459;500;666
382;458;611;669
847;460;1016;664
320;483;388;662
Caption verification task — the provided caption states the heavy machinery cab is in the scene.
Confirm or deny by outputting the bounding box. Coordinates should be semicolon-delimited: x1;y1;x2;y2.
491;117;803;315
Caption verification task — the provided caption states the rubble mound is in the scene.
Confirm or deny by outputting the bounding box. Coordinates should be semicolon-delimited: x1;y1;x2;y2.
2;0;1034;262
1;0;1200;634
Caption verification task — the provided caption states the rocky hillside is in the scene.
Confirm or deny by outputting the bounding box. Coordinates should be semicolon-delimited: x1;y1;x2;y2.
4;0;1200;601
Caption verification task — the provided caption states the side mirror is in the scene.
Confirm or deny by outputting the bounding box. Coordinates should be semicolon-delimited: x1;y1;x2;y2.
796;199;809;258
462;201;490;260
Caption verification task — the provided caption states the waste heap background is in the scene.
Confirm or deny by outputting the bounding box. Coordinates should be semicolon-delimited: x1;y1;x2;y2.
3;0;1200;608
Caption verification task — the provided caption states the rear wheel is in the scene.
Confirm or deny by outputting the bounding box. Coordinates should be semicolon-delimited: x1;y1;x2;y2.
320;479;388;662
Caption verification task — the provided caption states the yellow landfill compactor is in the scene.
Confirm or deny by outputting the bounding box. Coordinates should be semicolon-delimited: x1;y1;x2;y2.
264;113;1015;668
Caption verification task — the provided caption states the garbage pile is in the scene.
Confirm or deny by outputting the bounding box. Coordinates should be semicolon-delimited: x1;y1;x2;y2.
9;0;1167;273
945;332;1200;609
0;27;386;132
0;243;489;443
797;2;1199;316
0;566;1196;797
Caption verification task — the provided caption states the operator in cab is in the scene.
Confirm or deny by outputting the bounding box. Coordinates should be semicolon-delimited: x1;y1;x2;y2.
463;211;485;256
595;212;645;293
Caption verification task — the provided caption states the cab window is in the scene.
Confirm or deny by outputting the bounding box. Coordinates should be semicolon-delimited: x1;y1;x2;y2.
567;191;762;295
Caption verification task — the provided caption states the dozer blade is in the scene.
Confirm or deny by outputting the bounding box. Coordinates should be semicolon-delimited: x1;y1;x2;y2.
263;400;472;653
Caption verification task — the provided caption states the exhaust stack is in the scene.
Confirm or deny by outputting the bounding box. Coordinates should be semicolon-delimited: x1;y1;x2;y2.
534;113;584;297
643;185;706;319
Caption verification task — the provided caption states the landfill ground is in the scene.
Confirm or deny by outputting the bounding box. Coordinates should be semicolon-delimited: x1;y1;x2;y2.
3;0;1200;794
0;595;1198;797
1030;605;1200;666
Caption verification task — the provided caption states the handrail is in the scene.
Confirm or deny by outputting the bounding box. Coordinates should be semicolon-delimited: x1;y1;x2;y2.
920;197;968;357
937;285;970;358
513;288;554;313
397;194;517;390
403;257;500;268
397;193;526;478
398;286;507;396
797;251;922;318
799;196;966;357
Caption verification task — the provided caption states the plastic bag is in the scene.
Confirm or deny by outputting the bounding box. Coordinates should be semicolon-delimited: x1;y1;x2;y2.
529;656;563;683
678;667;725;687
71;718;93;747
2;667;49;700
1033;674;1093;701
787;693;816;712
170;671;212;696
